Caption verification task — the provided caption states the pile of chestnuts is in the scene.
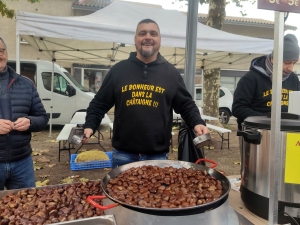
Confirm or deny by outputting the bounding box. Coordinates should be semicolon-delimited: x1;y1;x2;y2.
106;165;223;209
0;181;104;225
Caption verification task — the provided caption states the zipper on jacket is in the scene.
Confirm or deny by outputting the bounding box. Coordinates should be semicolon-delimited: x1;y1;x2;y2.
8;78;15;90
5;76;16;162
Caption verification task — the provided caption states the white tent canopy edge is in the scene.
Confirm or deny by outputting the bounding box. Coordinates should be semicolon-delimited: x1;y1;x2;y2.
16;1;274;70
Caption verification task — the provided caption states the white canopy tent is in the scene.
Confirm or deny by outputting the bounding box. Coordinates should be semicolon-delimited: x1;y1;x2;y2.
16;1;274;70
15;1;274;136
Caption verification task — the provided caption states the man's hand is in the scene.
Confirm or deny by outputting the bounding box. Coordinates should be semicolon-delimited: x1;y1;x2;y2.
82;128;93;144
0;119;14;134
194;124;209;136
13;117;30;131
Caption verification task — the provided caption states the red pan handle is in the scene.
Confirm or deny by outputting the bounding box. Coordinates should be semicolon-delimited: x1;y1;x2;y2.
195;158;217;168
87;195;119;210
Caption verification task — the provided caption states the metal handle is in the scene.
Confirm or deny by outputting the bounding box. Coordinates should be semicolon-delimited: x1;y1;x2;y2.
195;158;217;168
237;129;261;145
87;195;119;210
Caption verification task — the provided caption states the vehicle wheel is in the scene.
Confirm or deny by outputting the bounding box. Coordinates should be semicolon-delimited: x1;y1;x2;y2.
219;109;230;124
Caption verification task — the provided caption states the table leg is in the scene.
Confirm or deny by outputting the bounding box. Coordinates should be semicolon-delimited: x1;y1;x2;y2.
75;144;83;154
228;133;230;149
98;142;106;152
58;140;74;162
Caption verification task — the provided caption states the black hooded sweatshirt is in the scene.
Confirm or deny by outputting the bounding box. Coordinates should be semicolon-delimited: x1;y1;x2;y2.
232;56;300;130
84;52;205;154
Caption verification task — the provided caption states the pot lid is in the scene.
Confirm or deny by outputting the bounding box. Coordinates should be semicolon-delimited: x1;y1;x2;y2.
243;113;300;131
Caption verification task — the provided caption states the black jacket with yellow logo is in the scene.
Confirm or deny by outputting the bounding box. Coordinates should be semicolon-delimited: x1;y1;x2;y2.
232;56;300;130
84;52;205;154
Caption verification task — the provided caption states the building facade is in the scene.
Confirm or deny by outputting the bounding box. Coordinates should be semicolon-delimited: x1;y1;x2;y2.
2;0;74;70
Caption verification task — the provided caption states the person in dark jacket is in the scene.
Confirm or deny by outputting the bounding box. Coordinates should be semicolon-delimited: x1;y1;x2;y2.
232;34;300;174
232;33;300;131
82;19;209;168
0;37;49;190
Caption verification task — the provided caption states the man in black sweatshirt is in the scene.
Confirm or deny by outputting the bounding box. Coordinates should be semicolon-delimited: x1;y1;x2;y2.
82;19;209;168
232;34;300;131
232;34;300;174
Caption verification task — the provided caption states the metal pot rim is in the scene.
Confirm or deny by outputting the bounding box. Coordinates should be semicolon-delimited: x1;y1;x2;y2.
101;160;231;212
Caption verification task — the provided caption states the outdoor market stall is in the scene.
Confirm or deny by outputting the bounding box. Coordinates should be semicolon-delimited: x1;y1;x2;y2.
11;1;300;224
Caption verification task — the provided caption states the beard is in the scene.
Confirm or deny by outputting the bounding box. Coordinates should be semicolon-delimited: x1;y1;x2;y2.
136;43;159;58
140;48;155;57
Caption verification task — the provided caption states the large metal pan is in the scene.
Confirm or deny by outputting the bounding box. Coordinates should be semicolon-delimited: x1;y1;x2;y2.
88;159;230;216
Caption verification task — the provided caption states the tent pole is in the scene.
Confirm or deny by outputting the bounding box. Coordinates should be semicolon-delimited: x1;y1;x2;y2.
49;52;55;137
16;35;20;74
174;48;176;66
268;11;284;225
201;67;204;107
81;68;84;86
111;43;116;66
183;0;199;98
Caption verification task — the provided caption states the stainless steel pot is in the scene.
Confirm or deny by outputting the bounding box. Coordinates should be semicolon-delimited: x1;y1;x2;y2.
88;159;231;225
238;114;300;224
102;197;231;225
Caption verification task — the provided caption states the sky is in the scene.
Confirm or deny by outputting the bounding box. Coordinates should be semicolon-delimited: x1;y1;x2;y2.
122;0;300;42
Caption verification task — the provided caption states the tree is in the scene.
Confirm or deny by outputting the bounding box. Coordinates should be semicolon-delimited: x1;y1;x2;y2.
0;0;39;18
175;0;255;125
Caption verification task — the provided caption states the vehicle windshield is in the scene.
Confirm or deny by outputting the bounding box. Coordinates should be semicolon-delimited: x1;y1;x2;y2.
63;72;87;91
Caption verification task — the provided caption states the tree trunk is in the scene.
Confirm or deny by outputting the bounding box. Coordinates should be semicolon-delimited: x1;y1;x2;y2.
203;68;221;121
203;0;226;125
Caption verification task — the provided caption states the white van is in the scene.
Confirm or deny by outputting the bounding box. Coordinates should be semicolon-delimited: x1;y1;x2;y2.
194;85;233;124
8;60;95;125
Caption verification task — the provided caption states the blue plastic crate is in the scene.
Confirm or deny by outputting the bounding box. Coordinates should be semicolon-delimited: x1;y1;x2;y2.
70;152;112;171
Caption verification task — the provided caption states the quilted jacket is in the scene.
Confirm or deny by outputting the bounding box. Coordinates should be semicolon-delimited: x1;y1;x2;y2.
0;66;49;162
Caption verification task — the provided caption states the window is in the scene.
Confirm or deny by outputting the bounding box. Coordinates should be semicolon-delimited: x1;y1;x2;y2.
8;62;36;83
63;72;85;91
74;68;82;85
196;88;225;99
42;72;69;95
195;88;202;100
220;77;235;83
221;84;236;94
83;69;109;93
220;72;246;94
73;68;109;93
220;89;225;98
